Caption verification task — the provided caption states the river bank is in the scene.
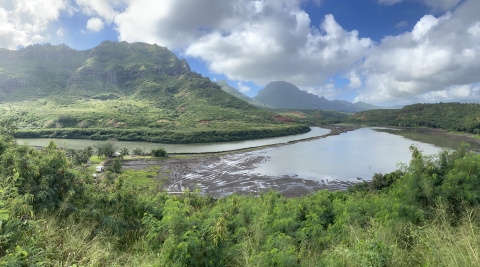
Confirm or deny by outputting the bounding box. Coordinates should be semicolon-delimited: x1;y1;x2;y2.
414;127;480;147
123;125;360;197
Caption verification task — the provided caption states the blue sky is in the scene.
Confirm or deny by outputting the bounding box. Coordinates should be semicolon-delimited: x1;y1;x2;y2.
1;0;479;106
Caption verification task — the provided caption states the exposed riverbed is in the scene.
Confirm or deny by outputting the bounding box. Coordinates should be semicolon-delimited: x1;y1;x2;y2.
123;126;480;197
19;126;480;197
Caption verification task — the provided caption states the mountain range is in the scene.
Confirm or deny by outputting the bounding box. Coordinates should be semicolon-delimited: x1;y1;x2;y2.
0;41;308;143
219;80;380;112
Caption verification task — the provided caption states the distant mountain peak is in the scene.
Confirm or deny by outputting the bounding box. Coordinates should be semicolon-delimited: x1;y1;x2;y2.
252;81;380;112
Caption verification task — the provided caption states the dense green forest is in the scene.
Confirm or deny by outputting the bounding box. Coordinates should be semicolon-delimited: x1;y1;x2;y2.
349;102;480;134
2;121;480;266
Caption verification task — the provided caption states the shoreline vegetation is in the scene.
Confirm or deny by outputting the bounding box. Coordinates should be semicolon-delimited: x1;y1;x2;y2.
13;124;311;144
2;128;480;266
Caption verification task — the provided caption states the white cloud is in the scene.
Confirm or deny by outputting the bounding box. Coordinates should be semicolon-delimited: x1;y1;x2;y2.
416;84;480;102
2;0;478;105
0;0;66;49
186;13;371;87
354;0;480;104
73;0;479;104
86;17;104;32
347;70;362;89
305;79;342;100
108;0;372;88
57;27;65;36
237;82;251;93
75;0;123;22
411;15;439;41
395;20;408;28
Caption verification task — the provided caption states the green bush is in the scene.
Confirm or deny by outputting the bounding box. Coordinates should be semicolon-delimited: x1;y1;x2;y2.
151;147;168;157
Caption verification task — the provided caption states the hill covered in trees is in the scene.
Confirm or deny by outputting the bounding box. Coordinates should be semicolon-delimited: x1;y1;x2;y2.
0;42;309;143
349;102;480;134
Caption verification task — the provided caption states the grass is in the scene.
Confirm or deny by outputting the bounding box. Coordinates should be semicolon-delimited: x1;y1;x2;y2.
86;156;105;173
121;166;163;187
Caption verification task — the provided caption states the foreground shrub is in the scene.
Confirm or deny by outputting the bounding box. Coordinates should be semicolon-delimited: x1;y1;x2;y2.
151;147;168;157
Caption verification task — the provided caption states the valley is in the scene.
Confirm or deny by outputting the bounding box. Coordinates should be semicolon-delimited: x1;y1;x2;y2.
2;41;480;267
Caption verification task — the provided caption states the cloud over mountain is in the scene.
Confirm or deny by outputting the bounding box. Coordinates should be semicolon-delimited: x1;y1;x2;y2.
0;0;479;105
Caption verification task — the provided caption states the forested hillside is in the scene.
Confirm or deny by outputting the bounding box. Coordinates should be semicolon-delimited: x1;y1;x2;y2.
1;124;480;266
349;102;480;133
0;42;309;143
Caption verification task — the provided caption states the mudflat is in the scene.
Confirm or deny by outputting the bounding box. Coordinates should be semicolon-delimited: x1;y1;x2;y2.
122;125;359;197
122;151;356;197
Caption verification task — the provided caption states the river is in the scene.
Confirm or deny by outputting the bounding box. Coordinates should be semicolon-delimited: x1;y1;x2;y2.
250;127;480;183
16;127;331;153
17;127;480;196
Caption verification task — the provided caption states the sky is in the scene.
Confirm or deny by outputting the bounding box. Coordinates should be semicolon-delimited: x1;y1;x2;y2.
1;0;479;106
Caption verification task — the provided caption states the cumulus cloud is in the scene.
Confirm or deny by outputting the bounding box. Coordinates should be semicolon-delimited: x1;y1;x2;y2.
57;27;65;36
2;0;479;105
347;70;362;89
305;79;342;100
237;82;251;93
108;0;372;88
0;0;66;49
74;0;479;104
75;0;123;22
416;84;480;102
86;17;104;32
354;0;480;104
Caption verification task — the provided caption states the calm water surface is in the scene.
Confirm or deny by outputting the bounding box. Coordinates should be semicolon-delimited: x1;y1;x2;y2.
18;127;480;183
249;127;480;182
16;127;331;153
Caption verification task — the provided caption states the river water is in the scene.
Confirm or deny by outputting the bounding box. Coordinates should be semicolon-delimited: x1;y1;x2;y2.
249;127;480;183
16;127;331;153
17;127;480;190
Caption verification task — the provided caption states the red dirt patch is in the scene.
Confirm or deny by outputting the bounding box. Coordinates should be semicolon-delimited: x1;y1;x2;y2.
272;115;293;123
286;111;306;118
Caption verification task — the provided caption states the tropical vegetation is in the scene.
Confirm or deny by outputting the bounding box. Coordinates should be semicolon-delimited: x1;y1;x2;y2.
0;42;310;143
349;102;480;134
2;119;480;266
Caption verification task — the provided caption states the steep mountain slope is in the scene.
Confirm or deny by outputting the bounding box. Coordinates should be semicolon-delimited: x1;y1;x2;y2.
252;81;379;112
0;42;309;143
0;44;89;101
217;80;271;108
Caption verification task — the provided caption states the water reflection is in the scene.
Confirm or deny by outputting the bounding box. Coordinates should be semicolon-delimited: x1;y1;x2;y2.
251;127;455;182
16;127;330;153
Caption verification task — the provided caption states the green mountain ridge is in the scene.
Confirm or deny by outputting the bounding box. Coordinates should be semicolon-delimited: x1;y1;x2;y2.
252;81;380;112
348;102;480;133
0;41;309;143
